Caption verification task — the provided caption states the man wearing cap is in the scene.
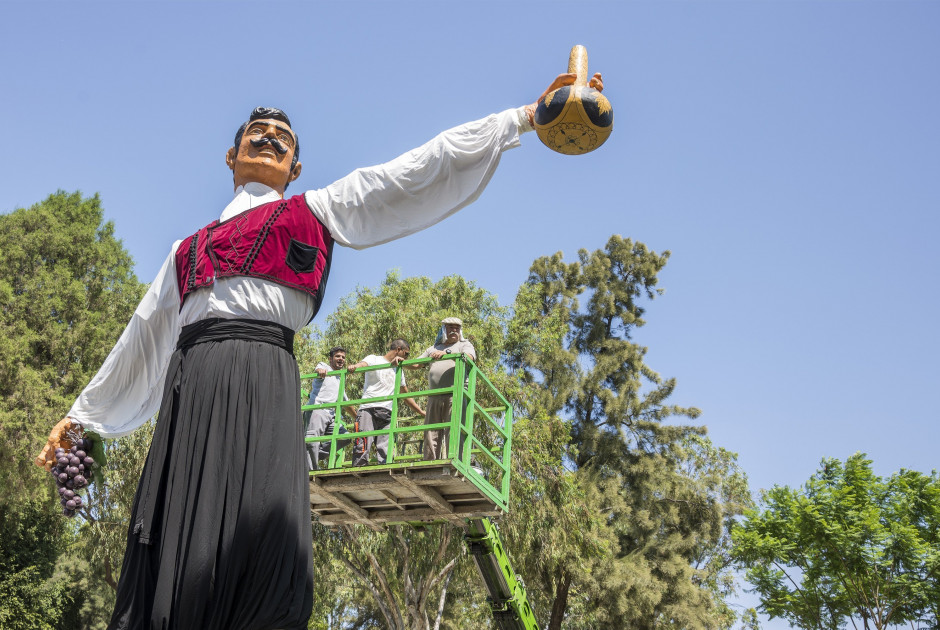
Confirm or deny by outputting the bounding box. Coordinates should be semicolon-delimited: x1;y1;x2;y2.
304;346;356;469
416;318;477;460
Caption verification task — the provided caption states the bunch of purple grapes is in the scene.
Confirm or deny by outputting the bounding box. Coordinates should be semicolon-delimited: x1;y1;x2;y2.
51;436;95;517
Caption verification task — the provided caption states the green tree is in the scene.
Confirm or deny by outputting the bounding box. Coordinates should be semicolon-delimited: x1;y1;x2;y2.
504;235;753;630
732;453;940;630
74;422;157;627
299;239;752;628
305;270;507;377
296;271;504;629
0;191;146;627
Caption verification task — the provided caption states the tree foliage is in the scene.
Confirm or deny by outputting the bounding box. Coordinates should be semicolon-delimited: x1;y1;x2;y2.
304;270;507;374
503;235;753;629
0;191;146;627
732;453;940;630
296;271;504;629
1;194;756;630
304;236;753;629
1;191;144;492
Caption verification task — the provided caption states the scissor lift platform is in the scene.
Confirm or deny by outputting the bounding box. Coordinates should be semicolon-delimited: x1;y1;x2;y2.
302;355;512;531
301;356;535;628
309;461;503;530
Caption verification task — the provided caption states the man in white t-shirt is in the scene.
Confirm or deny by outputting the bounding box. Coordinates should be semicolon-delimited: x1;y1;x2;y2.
304;346;357;469
347;339;425;466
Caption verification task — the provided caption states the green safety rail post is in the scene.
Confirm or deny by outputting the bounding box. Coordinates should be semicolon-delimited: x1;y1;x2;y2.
300;355;514;512
299;363;355;470
448;355;514;511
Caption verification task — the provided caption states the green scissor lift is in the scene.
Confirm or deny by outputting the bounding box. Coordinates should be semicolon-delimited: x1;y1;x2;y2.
302;355;537;629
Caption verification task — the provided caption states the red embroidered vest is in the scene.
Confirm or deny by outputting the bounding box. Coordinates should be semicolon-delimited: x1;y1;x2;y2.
175;194;333;317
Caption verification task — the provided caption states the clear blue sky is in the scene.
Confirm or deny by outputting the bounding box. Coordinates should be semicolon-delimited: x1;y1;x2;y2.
3;2;938;626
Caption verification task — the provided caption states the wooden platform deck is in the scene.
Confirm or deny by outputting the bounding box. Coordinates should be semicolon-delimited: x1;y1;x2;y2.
309;461;504;530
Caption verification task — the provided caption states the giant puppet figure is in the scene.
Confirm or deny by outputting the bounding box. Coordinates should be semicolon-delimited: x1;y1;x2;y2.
35;70;603;629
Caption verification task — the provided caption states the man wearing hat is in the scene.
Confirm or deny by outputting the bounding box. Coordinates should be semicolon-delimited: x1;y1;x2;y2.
417;318;477;460
304;346;356;469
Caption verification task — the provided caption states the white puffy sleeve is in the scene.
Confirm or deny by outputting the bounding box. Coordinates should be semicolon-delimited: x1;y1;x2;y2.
67;244;182;437
305;107;532;249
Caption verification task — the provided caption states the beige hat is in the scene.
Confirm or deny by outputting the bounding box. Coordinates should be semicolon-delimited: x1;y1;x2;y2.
441;317;463;326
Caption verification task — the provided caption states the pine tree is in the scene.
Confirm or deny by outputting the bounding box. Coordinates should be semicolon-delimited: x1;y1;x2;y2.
0;191;145;627
504;235;752;629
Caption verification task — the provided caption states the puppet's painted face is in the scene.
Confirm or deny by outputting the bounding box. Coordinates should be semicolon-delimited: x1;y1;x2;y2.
226;118;300;193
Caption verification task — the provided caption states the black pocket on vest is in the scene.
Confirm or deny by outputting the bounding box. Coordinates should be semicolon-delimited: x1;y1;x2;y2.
286;239;319;273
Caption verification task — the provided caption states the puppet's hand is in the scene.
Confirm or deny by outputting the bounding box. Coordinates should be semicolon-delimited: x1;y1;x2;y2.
35;417;82;471
524;72;604;126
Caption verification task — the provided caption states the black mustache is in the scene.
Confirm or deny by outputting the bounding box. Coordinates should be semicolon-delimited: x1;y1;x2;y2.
250;137;289;155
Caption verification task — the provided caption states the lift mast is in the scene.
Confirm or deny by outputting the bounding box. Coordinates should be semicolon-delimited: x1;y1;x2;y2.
465;518;538;630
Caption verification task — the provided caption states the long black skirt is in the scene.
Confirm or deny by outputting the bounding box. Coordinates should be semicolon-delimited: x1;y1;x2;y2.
109;318;313;630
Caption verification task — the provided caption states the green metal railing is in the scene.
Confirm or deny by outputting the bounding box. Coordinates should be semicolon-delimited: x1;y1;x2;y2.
300;355;513;511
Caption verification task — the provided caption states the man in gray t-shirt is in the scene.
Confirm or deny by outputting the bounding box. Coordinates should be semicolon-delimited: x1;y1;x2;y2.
304;346;356;469
416;317;476;460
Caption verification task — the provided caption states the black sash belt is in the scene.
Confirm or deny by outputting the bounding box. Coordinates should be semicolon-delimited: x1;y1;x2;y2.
177;317;294;356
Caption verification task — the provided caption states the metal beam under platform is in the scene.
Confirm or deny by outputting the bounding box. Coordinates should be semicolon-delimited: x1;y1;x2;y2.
310;461;504;529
